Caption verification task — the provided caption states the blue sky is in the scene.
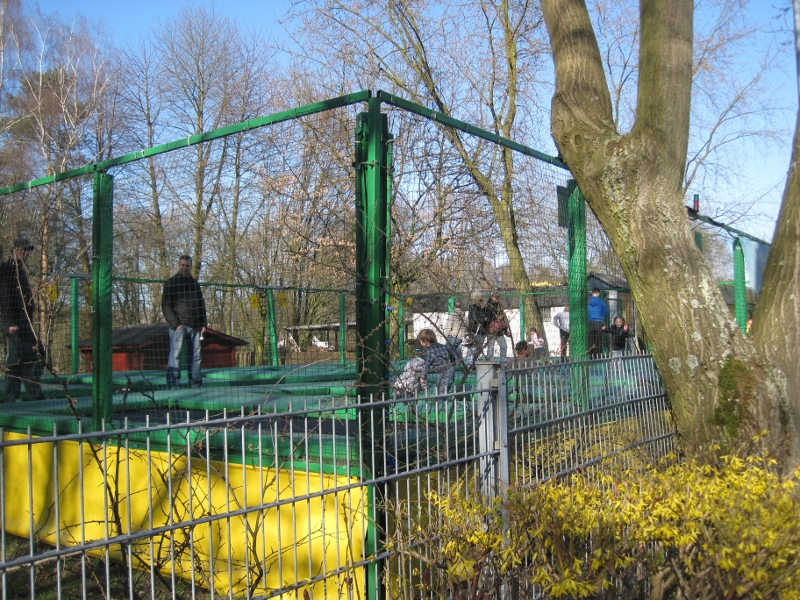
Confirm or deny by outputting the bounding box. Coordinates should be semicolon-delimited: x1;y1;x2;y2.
30;0;797;242
31;0;291;43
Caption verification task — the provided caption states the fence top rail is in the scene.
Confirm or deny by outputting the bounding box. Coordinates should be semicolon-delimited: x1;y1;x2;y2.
376;90;568;169
0;90;372;196
501;352;658;375
0;386;493;447
0;89;568;197
105;275;353;293
687;207;771;246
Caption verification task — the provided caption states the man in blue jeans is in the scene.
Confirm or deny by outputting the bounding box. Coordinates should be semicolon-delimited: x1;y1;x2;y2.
162;255;207;389
587;287;609;358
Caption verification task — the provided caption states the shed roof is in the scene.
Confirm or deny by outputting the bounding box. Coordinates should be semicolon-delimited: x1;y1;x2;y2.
588;272;629;289
77;324;248;349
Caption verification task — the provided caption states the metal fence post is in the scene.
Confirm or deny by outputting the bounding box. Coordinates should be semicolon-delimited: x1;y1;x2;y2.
339;292;347;364
266;288;279;366
71;277;80;374
733;238;747;331
398;300;405;360
496;364;510;494
568;182;587;358
354;95;392;398
92;171;113;430
476;361;500;499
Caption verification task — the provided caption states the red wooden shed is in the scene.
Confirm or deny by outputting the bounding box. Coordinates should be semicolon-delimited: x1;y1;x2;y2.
77;324;248;372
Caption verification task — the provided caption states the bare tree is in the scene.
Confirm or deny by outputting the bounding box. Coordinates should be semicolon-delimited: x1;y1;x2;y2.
153;5;240;276
590;0;788;227
288;0;555;337
119;38;170;279
3;9;119;369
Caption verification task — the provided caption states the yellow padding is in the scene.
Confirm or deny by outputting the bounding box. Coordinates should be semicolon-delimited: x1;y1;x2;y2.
2;432;367;598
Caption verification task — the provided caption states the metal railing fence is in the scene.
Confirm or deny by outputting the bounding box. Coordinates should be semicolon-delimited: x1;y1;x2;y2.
0;354;676;599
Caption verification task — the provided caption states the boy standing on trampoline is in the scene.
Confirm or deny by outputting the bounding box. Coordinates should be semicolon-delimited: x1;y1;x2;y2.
417;329;455;395
162;255;207;389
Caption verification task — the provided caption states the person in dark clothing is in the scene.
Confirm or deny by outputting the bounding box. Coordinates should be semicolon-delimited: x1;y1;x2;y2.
485;291;510;361
587;288;609;358
0;238;44;402
466;291;490;365
162;255;207;389
417;329;454;394
602;316;633;357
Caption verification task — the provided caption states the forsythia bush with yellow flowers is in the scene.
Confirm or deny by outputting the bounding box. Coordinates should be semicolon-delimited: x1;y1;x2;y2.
389;453;800;599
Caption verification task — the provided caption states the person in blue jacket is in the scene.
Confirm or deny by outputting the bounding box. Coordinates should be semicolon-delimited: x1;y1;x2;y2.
587;288;609;358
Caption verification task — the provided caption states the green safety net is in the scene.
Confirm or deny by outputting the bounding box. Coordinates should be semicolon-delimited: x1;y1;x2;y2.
0;91;641;435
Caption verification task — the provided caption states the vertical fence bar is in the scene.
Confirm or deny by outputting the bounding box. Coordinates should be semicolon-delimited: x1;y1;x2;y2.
476;361;500;498
355;95;391;398
92;171;114;429
568;183;589;410
385;138;394;366
266;288;279;366
398;300;405;360
497;365;510;493
733;238;748;332
339;292;347;364
71;277;80;374
568;181;587;357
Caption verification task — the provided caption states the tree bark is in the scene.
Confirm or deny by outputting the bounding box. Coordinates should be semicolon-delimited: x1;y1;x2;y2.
541;0;793;459
754;111;800;459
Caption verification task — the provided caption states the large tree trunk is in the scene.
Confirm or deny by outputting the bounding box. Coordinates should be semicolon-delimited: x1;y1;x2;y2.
754;111;800;459
541;0;793;460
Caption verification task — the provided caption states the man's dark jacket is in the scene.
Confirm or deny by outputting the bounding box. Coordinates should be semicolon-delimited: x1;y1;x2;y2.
0;258;34;332
468;303;491;335
161;273;207;329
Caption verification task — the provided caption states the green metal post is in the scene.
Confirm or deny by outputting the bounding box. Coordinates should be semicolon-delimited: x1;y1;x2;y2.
385;139;394;345
733;238;747;332
398;300;405;360
354;96;391;399
339;292;347;364
266;288;279;366
567;182;588;357
92;171;113;429
519;293;525;341
448;296;455;312
355;96;392;600
567;181;588;409
71;277;80;374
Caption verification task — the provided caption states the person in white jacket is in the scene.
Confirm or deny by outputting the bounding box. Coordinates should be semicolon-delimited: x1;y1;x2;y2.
528;327;545;362
552;306;570;362
443;300;468;361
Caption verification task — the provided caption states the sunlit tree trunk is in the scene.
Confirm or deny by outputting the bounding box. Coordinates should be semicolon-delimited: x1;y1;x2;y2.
541;0;794;460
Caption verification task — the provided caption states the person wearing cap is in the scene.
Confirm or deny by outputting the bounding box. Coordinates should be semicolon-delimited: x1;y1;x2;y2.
465;291;490;365
162;255;207;389
0;238;44;402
